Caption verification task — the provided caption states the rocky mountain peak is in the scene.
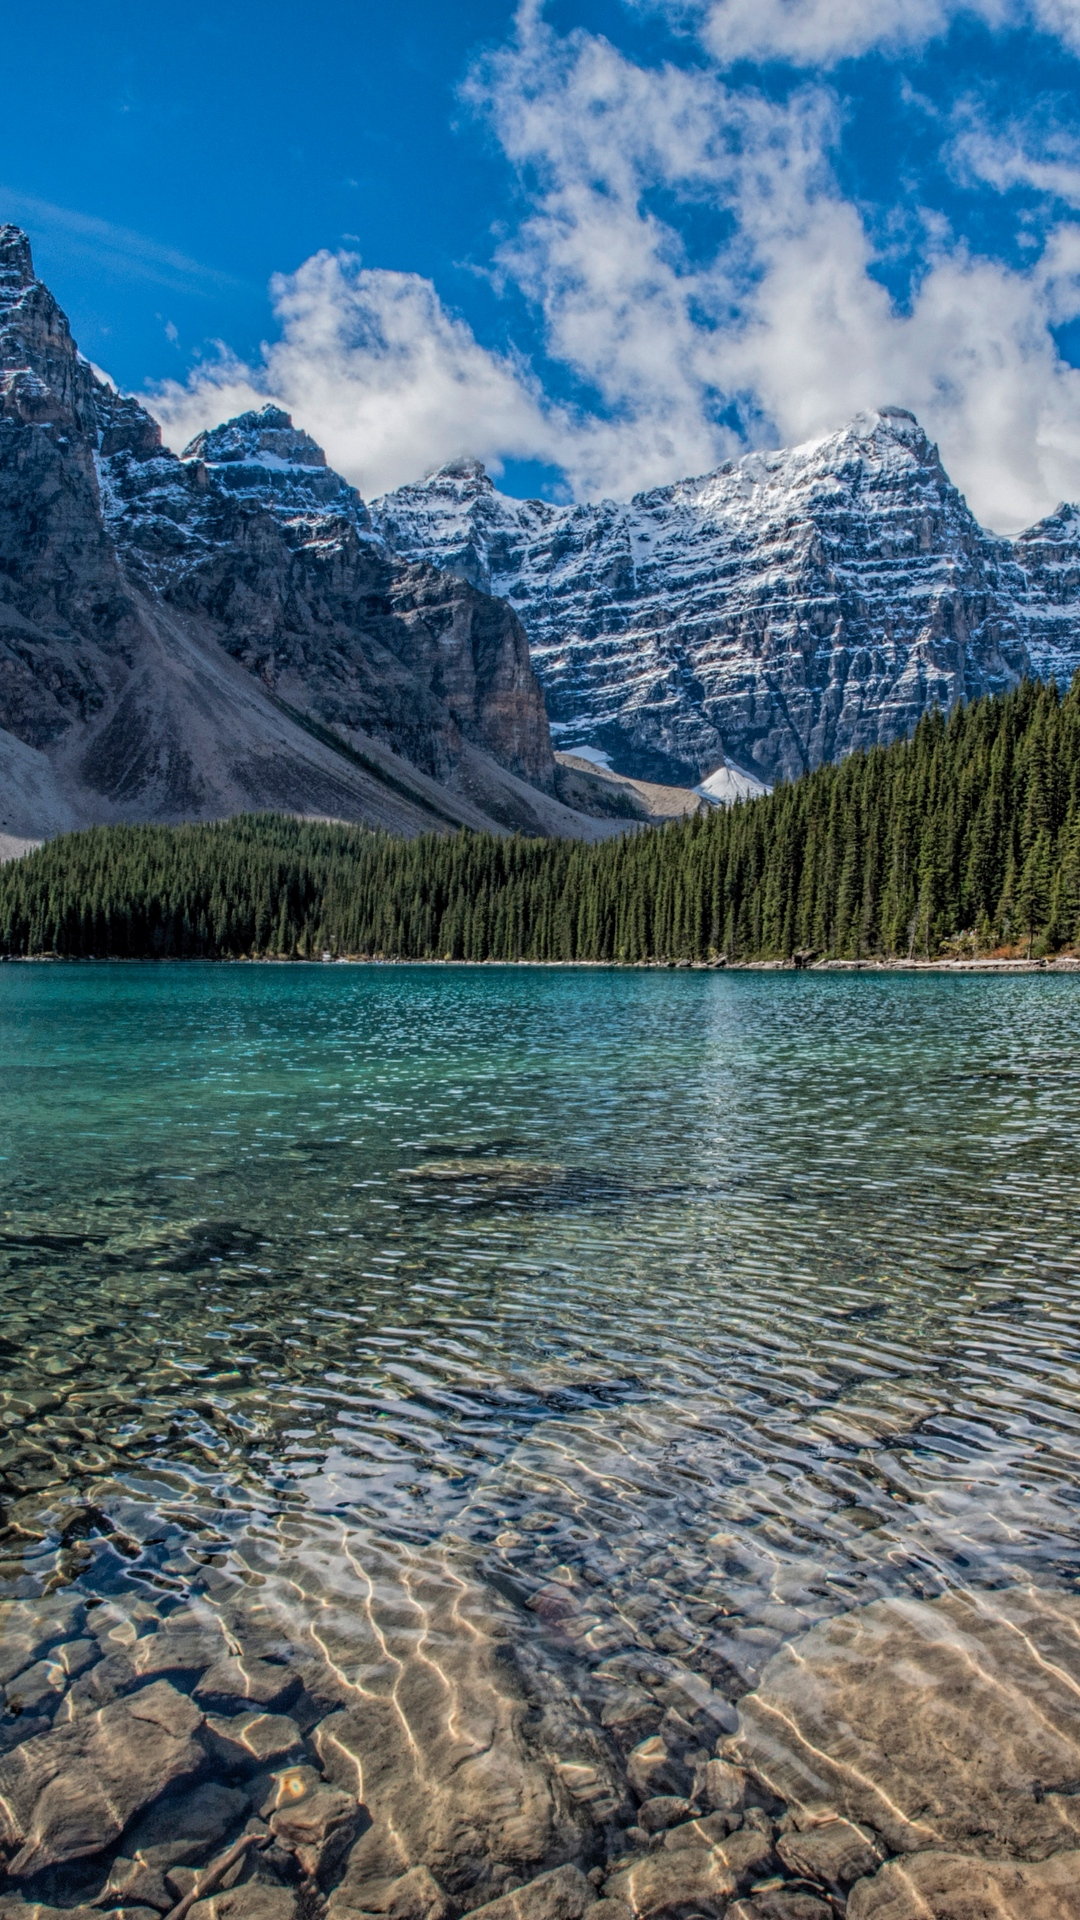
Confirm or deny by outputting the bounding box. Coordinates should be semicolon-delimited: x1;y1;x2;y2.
167;403;372;531
0;225;98;435
183;404;327;470
0;224;34;290
429;455;494;490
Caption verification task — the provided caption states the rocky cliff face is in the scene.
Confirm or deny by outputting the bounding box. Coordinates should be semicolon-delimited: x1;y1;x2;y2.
98;403;554;791
373;417;1080;786
0;227;583;843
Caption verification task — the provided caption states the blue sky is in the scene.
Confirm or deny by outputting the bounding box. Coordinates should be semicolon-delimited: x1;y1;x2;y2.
4;0;1080;527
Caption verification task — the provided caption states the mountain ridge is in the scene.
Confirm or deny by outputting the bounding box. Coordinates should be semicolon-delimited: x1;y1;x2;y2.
372;411;1080;786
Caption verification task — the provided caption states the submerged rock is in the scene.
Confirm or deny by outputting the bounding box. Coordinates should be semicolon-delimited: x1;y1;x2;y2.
269;1780;366;1879
0;1678;204;1875
464;1865;594;1920
846;1848;1080;1918
205;1710;303;1764
727;1586;1080;1860
0;1597;84;1688
775;1817;882;1892
603;1845;737;1918
101;1780;250;1908
728;1896;830;1920
263;1531;590;1901
189;1888;298;1920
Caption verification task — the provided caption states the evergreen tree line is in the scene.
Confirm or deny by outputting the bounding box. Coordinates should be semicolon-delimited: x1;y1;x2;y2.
3;679;1080;964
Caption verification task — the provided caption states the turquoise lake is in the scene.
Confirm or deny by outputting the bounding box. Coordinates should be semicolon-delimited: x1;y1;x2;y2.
5;962;1080;1603
3;963;1080;1897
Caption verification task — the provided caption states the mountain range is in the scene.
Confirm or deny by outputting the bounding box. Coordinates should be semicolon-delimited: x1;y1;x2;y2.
372;423;1080;788
2;221;1079;850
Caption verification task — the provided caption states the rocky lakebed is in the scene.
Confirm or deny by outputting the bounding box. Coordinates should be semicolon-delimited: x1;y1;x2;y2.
4;1565;1080;1920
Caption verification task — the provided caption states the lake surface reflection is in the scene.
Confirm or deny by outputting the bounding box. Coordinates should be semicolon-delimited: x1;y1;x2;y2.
3;964;1080;1911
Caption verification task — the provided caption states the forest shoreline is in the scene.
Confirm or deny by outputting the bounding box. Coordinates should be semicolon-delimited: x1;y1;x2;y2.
6;952;1080;971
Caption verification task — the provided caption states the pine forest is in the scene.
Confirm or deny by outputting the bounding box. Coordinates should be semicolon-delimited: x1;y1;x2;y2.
3;679;1079;965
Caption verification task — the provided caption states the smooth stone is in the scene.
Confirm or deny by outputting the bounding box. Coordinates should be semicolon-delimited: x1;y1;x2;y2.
638;1798;693;1834
776;1818;882;1891
695;1760;745;1814
604;1847;737;1918
269;1782;367;1879
205;1711;303;1763
586;1905;632;1920
846;1848;1080;1918
196;1658;297;1711
728;1587;1080;1860
0;1679;204;1875
462;1865;593;1920
626;1738;688;1803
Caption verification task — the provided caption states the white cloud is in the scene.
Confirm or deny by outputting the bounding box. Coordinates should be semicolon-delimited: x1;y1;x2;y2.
145;2;1080;531
952;110;1080;206
149;250;562;496
642;0;1080;66
469;7;1080;527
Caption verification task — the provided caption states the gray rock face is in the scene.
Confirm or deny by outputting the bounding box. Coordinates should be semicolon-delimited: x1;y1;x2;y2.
0;227;578;843
372;420;1080;786
98;402;554;792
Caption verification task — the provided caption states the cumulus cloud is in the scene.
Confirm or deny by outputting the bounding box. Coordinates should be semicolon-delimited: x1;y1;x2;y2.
149;249;562;496
147;1;1080;530
643;0;1079;67
469;6;1080;527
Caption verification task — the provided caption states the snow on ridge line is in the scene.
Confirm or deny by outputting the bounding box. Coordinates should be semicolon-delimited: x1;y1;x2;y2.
369;405;1080;787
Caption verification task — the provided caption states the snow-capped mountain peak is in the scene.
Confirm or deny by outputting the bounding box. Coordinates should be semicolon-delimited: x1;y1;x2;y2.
372;408;1078;786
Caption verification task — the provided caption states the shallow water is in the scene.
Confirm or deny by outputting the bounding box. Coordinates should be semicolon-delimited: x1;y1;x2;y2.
3;964;1080;1900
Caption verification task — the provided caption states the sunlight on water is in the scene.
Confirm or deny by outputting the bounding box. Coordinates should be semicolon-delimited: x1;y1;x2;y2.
3;964;1080;1906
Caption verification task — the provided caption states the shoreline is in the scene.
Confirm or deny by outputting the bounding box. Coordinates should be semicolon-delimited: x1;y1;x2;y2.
5;954;1080;973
